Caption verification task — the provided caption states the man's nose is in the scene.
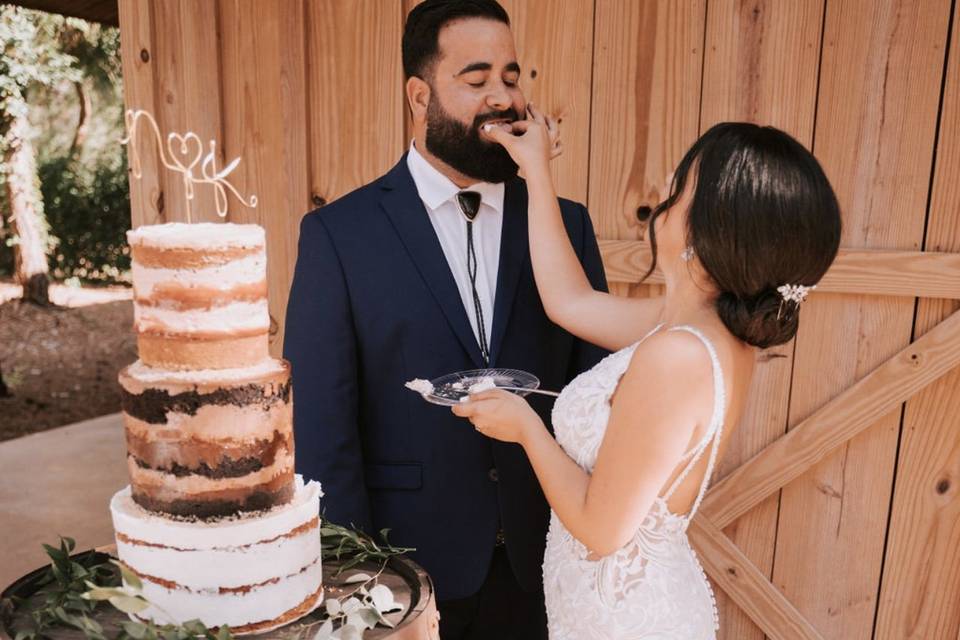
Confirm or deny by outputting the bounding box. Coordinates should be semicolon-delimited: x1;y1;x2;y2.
486;83;513;111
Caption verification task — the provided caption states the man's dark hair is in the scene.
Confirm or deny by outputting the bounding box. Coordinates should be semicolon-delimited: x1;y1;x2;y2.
402;0;510;80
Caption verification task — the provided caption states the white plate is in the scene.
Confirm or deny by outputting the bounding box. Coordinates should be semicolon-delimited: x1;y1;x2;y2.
418;368;541;406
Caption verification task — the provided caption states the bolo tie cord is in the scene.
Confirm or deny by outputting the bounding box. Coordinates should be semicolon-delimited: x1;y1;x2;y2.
456;191;490;365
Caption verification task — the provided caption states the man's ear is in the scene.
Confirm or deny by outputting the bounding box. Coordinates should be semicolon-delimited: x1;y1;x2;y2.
406;76;430;123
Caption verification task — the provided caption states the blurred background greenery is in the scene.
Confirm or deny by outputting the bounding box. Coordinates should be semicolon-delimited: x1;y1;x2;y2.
0;5;129;297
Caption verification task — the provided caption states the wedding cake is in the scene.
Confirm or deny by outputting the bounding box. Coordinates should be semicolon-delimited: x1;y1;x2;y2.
109;222;323;634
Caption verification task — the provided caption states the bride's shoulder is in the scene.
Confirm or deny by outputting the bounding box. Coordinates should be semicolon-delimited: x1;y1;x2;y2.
620;329;715;389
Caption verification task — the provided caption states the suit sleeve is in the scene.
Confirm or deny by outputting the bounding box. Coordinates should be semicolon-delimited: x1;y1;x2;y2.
567;203;611;380
283;212;372;532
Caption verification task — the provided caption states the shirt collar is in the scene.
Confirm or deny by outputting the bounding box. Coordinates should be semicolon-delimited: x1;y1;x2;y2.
407;141;505;215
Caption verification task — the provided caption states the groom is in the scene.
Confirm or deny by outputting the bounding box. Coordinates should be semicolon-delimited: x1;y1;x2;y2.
284;1;607;637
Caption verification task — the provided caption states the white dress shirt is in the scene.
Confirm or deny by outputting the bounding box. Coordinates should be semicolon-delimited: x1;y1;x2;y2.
407;142;504;354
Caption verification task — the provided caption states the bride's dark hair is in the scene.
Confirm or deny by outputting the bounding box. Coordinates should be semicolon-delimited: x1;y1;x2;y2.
642;123;842;348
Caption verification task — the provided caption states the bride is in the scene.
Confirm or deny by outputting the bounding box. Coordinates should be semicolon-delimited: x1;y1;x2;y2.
453;108;842;639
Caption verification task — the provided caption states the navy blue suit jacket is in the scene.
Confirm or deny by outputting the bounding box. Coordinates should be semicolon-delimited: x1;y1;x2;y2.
283;155;608;601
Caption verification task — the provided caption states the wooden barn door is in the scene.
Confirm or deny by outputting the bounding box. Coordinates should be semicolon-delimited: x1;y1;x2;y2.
118;1;960;637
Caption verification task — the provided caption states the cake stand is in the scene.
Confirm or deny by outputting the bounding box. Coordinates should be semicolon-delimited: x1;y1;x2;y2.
0;547;439;640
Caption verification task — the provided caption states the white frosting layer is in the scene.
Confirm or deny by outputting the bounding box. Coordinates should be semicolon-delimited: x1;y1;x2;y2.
128;223;265;250
123;357;286;384
111;476;322;549
116;522;320;590
131;251;266;298
135;559;322;630
134;299;269;334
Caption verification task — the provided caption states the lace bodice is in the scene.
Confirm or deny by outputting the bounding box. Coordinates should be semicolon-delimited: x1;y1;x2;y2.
542;324;723;639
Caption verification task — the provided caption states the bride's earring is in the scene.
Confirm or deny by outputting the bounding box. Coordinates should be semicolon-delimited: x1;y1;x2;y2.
681;246;695;262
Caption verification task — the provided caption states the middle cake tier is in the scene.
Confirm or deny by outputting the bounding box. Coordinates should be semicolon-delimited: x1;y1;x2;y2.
119;358;294;518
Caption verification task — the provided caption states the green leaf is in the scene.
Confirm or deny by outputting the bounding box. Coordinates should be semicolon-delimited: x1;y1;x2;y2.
123;621;149;639
108;595;149;615
82;581;116;600
112;560;144;591
42;545;66;567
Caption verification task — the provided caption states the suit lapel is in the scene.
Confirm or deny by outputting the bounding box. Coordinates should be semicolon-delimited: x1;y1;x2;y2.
489;179;528;366
379;156;485;367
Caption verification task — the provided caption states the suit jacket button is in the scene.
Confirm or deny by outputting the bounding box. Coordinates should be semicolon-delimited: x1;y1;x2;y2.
488;467;499;482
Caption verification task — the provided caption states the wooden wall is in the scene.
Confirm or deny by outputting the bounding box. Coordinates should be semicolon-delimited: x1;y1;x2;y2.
118;1;960;637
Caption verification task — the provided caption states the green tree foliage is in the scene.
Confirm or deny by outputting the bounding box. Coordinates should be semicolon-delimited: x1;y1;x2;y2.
0;7;129;286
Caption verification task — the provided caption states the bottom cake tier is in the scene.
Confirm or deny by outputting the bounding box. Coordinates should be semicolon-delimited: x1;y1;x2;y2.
109;475;323;634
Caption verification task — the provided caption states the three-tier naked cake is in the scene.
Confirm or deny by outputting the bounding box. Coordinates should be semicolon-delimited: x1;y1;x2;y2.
109;222;323;634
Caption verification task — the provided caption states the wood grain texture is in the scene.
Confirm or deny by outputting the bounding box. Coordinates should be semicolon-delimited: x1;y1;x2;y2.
697;2;825;636
151;0;223;223
600;240;960;298
589;0;705;298
688;516;824;640
874;3;960;637
702;307;960;529
117;0;162;228
773;1;951;636
308;1;405;209
219;0;310;355
499;0;593;204
114;4;960;636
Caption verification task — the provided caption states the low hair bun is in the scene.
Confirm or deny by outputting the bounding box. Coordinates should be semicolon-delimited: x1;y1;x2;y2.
715;289;800;349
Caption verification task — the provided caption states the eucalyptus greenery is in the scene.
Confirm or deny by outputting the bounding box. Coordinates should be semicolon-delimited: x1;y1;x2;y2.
319;523;414;577
5;537;114;640
3;526;415;640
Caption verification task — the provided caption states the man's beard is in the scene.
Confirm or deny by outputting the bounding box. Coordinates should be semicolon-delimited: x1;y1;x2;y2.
425;95;519;184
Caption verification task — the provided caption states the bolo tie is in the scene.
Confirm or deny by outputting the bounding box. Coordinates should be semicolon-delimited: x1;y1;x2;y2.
455;190;490;365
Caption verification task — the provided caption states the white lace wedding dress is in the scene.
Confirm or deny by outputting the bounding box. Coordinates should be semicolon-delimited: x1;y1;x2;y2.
543;324;723;639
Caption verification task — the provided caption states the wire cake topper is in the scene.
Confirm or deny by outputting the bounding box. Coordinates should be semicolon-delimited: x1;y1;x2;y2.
121;109;258;222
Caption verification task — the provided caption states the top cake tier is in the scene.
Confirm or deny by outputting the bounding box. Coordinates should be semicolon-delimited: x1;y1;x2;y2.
129;223;270;370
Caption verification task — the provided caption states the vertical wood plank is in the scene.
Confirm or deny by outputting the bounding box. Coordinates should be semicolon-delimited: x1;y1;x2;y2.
874;3;960;637
772;1;952;637
307;0;405;209
697;2;825;637
151;0;223;223
220;0;310;355
498;0;593;204
117;0;162;228
588;0;706;298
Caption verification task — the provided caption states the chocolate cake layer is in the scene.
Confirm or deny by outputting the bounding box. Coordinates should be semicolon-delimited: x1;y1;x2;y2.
134;455;266;479
126;430;292;473
120;359;295;518
130;471;295;519
121;377;290;425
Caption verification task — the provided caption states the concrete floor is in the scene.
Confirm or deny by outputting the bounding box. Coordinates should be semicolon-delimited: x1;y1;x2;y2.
0;413;127;588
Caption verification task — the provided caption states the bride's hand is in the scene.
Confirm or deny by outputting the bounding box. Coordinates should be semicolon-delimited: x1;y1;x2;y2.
451;389;544;445
481;103;563;174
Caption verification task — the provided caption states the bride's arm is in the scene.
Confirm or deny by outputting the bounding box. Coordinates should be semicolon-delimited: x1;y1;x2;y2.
484;107;663;351
456;330;710;556
525;167;663;351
